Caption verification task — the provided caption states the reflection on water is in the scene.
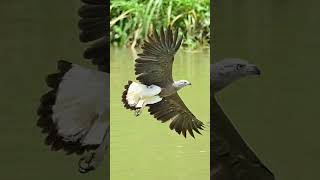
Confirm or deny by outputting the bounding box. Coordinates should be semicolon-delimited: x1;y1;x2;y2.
215;1;320;179
110;47;210;180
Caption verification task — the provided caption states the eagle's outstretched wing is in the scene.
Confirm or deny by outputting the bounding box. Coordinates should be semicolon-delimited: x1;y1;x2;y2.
135;27;204;137
135;26;182;87
212;97;275;179
79;0;108;72
148;93;204;138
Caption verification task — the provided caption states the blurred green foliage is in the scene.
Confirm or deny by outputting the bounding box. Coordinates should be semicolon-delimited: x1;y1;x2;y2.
110;0;210;49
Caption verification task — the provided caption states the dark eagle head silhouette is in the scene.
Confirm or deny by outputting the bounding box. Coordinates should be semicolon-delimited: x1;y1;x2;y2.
212;58;261;93
122;26;204;138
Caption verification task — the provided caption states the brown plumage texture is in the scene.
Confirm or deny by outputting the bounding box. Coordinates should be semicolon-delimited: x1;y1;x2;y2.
130;26;204;138
148;93;204;138
79;0;108;72
135;26;182;87
211;97;275;179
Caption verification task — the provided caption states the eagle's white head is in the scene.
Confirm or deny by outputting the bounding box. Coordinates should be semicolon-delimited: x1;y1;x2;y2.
173;80;192;90
212;58;261;93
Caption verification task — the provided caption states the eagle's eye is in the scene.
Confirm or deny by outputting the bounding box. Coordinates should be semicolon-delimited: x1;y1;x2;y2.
235;64;245;71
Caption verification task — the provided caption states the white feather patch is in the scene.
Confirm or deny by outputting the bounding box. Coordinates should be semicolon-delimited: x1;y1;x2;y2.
52;64;109;146
126;82;162;107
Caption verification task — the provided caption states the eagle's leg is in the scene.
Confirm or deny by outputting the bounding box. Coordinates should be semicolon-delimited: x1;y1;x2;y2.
78;132;108;173
78;150;97;173
135;100;146;116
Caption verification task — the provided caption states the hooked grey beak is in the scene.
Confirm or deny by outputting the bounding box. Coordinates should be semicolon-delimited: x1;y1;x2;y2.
246;64;261;75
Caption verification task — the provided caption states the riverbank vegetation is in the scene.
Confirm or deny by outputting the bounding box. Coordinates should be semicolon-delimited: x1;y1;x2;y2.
110;0;210;49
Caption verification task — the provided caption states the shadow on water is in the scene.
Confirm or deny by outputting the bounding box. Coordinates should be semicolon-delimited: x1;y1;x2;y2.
110;47;210;180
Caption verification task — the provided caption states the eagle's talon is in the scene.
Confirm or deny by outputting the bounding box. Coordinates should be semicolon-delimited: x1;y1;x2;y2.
78;157;95;173
135;109;142;116
78;152;97;173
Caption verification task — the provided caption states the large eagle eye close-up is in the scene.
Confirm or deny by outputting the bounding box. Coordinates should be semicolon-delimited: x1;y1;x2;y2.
235;64;245;71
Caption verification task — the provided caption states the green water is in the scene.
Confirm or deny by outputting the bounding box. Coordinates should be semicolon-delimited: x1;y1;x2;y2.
215;1;320;179
0;1;106;179
110;48;210;180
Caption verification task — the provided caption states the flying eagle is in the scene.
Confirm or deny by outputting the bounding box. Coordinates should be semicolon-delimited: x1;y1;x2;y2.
121;27;204;138
211;59;275;180
37;0;108;173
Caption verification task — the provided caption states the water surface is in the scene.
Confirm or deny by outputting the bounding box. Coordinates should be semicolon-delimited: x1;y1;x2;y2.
111;47;210;180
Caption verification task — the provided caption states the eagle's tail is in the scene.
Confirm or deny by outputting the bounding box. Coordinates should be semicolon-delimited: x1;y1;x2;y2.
122;81;162;116
37;60;102;151
122;81;147;116
121;80;139;111
37;60;108;172
37;60;91;154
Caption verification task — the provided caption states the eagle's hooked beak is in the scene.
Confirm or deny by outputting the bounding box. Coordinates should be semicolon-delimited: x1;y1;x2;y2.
246;64;261;75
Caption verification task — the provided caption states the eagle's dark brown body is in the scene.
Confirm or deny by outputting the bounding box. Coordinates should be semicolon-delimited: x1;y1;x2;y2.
211;97;275;180
159;84;177;97
211;60;275;179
